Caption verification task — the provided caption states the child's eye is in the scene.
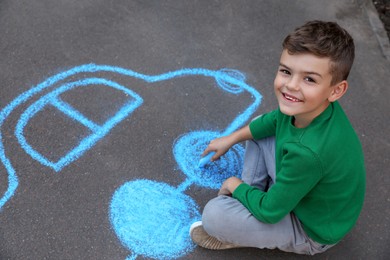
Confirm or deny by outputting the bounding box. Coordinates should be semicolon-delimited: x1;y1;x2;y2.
304;77;316;83
279;69;290;75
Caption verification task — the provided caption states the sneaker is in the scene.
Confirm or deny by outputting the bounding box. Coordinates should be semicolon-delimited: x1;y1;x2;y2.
189;221;242;250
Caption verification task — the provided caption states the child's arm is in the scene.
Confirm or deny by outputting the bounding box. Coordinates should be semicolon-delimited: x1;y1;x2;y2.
201;125;253;161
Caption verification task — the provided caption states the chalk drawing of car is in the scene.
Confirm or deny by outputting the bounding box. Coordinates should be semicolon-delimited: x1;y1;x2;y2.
0;64;262;259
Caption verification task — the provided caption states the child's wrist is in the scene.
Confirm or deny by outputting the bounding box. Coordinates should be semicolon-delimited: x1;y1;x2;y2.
227;177;243;193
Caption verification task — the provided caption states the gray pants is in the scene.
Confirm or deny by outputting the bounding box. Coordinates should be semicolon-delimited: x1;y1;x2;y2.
202;137;334;255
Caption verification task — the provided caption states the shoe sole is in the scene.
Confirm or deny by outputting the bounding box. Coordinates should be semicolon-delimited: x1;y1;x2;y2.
190;220;203;235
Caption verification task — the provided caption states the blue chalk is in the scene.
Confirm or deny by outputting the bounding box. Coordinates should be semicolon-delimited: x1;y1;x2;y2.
198;152;216;168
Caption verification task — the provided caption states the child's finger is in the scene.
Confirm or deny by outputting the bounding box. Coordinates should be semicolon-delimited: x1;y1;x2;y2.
198;151;216;168
201;143;214;157
201;147;210;157
211;152;221;161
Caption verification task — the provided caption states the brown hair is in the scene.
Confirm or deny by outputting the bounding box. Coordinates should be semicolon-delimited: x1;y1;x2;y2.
282;20;355;85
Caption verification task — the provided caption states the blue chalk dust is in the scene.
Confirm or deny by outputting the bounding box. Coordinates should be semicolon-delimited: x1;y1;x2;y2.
174;131;244;189
110;179;200;260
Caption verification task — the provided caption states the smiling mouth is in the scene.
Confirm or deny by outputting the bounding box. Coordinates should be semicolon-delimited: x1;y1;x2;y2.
283;93;303;102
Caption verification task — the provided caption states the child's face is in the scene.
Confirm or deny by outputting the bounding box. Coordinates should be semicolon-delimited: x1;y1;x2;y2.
274;50;336;128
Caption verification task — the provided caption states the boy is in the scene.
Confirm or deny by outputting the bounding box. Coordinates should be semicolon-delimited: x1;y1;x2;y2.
190;20;366;255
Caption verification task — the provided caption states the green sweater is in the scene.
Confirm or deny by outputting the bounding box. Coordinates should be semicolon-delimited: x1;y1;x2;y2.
233;102;366;244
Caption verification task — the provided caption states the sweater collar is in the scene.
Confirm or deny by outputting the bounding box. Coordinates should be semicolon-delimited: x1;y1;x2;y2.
289;101;335;129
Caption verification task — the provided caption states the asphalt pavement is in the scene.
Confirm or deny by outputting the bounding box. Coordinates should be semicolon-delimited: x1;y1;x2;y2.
0;0;388;259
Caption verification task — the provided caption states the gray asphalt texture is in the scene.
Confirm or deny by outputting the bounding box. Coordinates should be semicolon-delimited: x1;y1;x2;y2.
0;0;389;259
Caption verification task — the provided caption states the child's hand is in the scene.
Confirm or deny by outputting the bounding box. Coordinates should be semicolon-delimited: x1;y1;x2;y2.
201;125;252;162
201;135;235;161
218;177;243;196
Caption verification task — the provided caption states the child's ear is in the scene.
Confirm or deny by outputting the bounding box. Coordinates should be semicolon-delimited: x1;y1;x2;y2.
328;80;348;102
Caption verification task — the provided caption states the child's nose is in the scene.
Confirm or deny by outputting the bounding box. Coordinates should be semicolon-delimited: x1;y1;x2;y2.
285;76;300;91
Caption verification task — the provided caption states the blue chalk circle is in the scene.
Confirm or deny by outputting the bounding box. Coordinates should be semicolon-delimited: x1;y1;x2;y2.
215;68;246;94
110;179;200;260
173;131;244;189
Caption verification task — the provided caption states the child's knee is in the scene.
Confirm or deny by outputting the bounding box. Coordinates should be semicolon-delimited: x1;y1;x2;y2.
202;196;229;234
202;197;224;222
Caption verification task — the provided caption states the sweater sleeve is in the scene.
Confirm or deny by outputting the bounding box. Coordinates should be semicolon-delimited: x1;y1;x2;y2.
232;143;323;224
249;110;278;140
